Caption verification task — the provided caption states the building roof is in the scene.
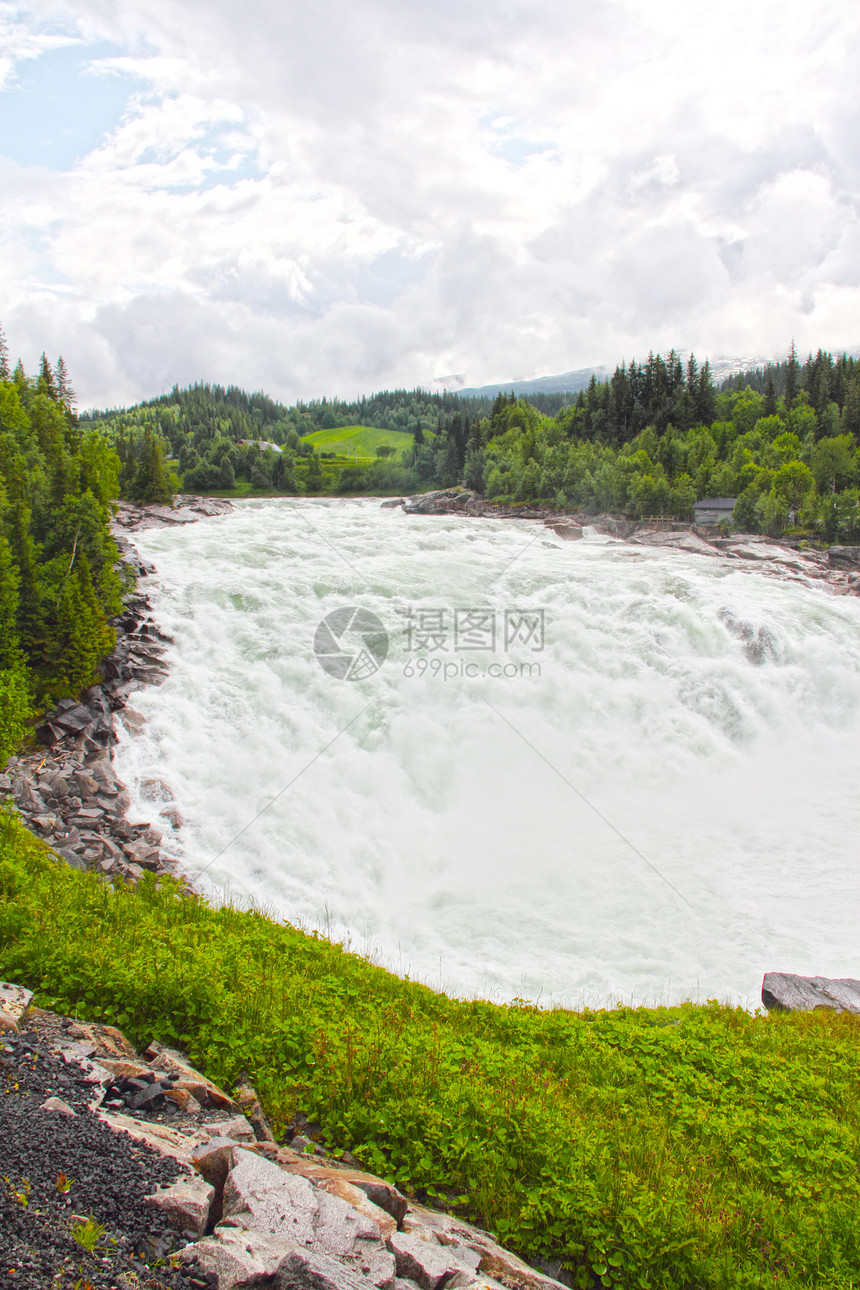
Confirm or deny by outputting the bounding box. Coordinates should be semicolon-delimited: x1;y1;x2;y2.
694;497;737;509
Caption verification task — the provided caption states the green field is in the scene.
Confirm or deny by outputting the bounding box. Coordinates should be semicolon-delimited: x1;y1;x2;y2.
301;424;415;460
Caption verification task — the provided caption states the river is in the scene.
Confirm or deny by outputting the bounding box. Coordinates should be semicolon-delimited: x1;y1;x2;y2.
113;498;860;1009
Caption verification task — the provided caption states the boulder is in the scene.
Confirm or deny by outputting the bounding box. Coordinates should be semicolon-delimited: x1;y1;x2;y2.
402;1206;566;1290
762;973;860;1014
177;1225;299;1288
98;1109;212;1165
631;530;719;557
146;1173;215;1239
0;982;33;1030
285;1160;407;1228
285;1168;398;1243
277;1247;381;1290
828;546;860;569
217;1114;258;1145
66;1021;137;1059
235;1076;277;1143
222;1148;396;1289
389;1232;479;1290
544;520;583;541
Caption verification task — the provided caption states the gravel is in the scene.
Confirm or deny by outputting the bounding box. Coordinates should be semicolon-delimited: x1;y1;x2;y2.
0;1021;206;1290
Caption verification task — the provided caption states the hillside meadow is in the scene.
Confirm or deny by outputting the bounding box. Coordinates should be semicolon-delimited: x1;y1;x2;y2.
2;812;859;1290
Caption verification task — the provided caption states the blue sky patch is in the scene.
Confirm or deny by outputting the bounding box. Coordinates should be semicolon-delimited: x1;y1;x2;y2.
0;41;141;169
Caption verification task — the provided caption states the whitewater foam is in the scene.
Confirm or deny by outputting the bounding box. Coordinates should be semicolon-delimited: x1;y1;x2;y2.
113;499;860;1009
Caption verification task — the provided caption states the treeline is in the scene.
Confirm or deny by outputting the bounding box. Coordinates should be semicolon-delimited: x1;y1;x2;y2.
78;341;860;544
472;345;860;538
0;327;122;759
82;378;581;497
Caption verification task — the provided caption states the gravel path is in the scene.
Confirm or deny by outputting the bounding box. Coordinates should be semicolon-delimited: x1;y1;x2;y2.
0;1017;206;1290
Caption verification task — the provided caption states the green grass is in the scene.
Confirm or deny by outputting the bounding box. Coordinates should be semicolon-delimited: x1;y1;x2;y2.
2;811;860;1289
301;425;415;460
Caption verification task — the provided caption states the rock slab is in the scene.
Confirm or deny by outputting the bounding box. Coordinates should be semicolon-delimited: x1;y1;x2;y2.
762;972;860;1014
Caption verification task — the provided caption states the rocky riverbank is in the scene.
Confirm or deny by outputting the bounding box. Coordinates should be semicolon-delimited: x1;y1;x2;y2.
2;496;232;888
0;982;572;1290
393;489;860;597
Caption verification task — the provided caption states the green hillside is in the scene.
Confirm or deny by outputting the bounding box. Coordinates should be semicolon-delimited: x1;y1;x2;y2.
4;815;860;1290
301;424;416;460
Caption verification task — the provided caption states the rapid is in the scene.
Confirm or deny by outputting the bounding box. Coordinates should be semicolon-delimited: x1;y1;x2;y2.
113;499;860;1009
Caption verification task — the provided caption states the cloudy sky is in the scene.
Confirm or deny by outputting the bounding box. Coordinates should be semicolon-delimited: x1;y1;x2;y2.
1;0;858;409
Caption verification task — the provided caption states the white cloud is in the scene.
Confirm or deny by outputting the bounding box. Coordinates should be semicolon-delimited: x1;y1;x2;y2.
2;0;859;405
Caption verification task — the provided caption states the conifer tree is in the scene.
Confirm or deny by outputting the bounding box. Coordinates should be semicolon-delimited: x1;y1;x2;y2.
54;356;76;412
0;323;10;381
38;353;57;400
785;341;799;411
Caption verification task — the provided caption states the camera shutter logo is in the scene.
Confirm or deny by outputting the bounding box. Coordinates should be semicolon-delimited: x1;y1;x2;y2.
314;607;389;680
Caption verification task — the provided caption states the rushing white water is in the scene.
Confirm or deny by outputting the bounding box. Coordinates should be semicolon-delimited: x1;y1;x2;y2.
113;499;860;1009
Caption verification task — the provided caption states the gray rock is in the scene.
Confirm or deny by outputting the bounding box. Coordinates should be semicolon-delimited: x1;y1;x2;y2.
146;1174;215;1239
178;1225;299;1288
223;1149;395;1288
402;1206;566;1290
277;1247;380;1290
545;521;583;541
0;983;33;1028
828;546;860;569
388;1232;478;1290
762;973;860;1014
191;1138;244;1192
631;530;719;557
218;1114;258;1144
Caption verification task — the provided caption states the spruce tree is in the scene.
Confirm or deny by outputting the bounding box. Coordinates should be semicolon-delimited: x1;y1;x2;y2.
38;353;57;400
785;341;799;411
0;323;9;381
54;356;76;412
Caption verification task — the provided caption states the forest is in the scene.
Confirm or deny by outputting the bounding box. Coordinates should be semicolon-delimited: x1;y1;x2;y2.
84;343;860;544
0;326;124;760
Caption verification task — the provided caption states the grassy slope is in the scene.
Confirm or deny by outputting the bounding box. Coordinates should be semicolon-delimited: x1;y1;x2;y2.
2;811;859;1290
301;425;415;459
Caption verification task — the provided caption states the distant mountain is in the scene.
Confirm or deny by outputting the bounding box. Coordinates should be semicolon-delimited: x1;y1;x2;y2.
453;367;612;398
451;355;780;401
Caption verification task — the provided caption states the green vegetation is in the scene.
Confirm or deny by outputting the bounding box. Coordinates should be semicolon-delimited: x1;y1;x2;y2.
474;347;860;538
3;813;860;1290
301;424;417;461
0;326;123;754
81;382;476;499
80;345;860;539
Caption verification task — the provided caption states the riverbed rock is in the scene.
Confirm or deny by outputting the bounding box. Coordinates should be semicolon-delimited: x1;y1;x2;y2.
630;529;719;557
827;545;860;569
761;973;860;1014
544;519;583;540
404;489;477;515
